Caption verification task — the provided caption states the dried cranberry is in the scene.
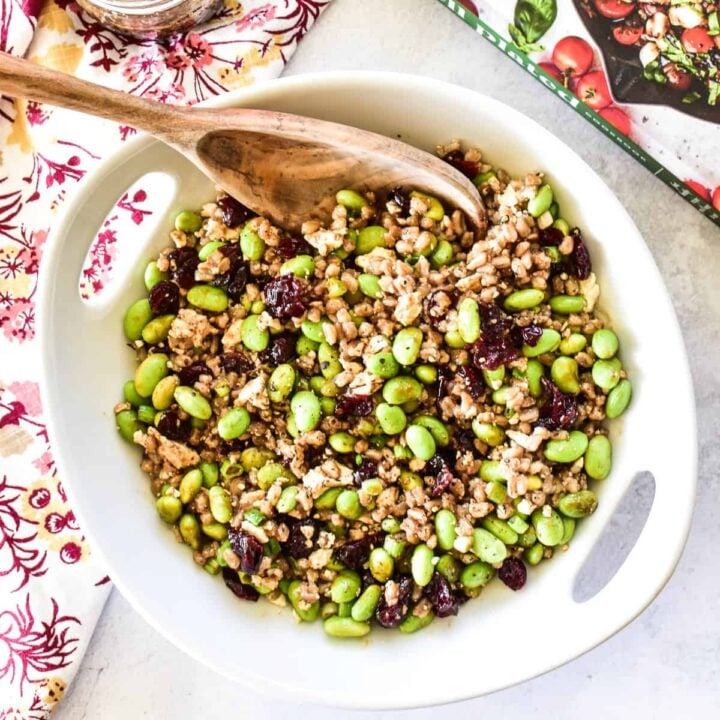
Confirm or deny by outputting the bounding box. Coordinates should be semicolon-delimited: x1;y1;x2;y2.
423;289;458;330
442;149;479;180
540;227;564;246
570;229;592;280
217;195;251;228
276;234;313;260
352;459;378;486
156;410;190;441
457;365;484;399
179;362;211;385
226;264;250;302
452;429;476;453
498;556;527;591
537;376;578;431
425;451;456;498
376;575;414;628
222;567;260;602
425;572;459;617
220;352;253;374
228;528;264;575
335;537;372;570
335;394;373;418
283;520;317;559
148;280;180;316
258;332;296;365
264;274;308;319
436;366;452;406
518;324;543;347
303;444;326;469
168;247;199;290
388;186;411;215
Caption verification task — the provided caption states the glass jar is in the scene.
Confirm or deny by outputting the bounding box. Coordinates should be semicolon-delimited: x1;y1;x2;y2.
76;0;223;39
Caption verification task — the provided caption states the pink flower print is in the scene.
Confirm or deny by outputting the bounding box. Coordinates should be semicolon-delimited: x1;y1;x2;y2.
28;488;51;510
123;51;160;84
145;82;186;104
0;252;22;280
1;298;35;342
8;382;42;416
25;102;50;126
32;452;54;475
17;229;46;275
167;33;212;71
44;513;66;534
235;3;276;33
59;542;82;564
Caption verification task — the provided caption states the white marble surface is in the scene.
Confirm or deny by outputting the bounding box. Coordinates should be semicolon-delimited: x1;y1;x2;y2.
55;1;720;717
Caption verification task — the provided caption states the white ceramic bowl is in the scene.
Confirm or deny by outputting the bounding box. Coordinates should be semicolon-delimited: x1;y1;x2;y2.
39;72;696;709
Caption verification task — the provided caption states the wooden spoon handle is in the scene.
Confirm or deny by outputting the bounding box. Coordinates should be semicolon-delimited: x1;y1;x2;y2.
0;51;183;130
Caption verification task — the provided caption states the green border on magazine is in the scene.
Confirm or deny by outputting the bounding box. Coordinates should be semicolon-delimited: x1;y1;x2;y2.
437;0;720;228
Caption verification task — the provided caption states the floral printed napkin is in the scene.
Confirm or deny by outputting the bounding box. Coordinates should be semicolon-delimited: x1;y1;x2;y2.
0;2;330;717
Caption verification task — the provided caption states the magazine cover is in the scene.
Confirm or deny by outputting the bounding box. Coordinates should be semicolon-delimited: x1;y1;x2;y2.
438;0;720;227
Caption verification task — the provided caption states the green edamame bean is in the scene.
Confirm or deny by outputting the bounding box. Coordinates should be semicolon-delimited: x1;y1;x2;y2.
309;376;325;395
296;335;319;356
544;430;589;463
549;295;586;314
318;342;342;380
461;560;494;589
123;379;147;407
179;513;201;549
156;495;182;524
473;169;496;185
276;485;299;513
382;376;423;405
558;490;598;519
116;409;141;442
175;210;202;233
531;508;565;546
204;558;220;575
444;330;465;349
323;616;370;638
560;517;576;545
123;298;153;342
585;434;612;480
518;527;537;548
288;580;320;622
381;516;402;534
491;386;511;406
435;509;457;551
200;461;219;487
351;584;381;622
528;184;553;218
549;201;559;219
392;327;423;366
331;570;361;603
375;403;407;435
551;356;581;395
198;240;225;261
458;297;481;344
405;424;436;461
362;478;383;496
525;542;545;566
383;535;406;559
240;223;265;261
471;420;505;447
430;239;454;268
481;517;519;545
336;189;368;212
592;328;619;359
400;471;422;491
218;407;251;440
592;358;622;391
179;469;203;504
508;514;530;535
187;284;228;313
436;554;461;583
241;314;270;352
358;273;383;299
320;602;339;620
202;523;228;541
525;359;544;397
485;481;507;504
326;278;347;298
415;364;437;384
141;314;175;345
243;508;266;527
367;352;400;379
328;432;355;454
268;364;296;403
300;319;327;344
281;254;315;279
413;415;450;447
242;448;271;470
220;459;243;480
152;374;179;410
411;543;434;587
257;462;291;490
368;547;394;582
503;288;545;312
336;489;362;520
174;385;212;420
137;404;156;424
290;391;322;433
355;225;387;254
144;261;168;291
523;328;561;357
559;333;587;355
480;460;505;483
134;353;169;397
208;485;232;523
315;487;342;510
399;611;434;634
410;191;444;220
606;379;632;419
472;527;507;564
482;366;506;391
553;218;571;236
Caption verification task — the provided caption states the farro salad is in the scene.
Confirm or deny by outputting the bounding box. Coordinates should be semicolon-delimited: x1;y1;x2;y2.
115;141;632;639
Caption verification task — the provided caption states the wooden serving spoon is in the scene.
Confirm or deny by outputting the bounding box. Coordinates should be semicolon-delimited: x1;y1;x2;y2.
0;52;485;232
